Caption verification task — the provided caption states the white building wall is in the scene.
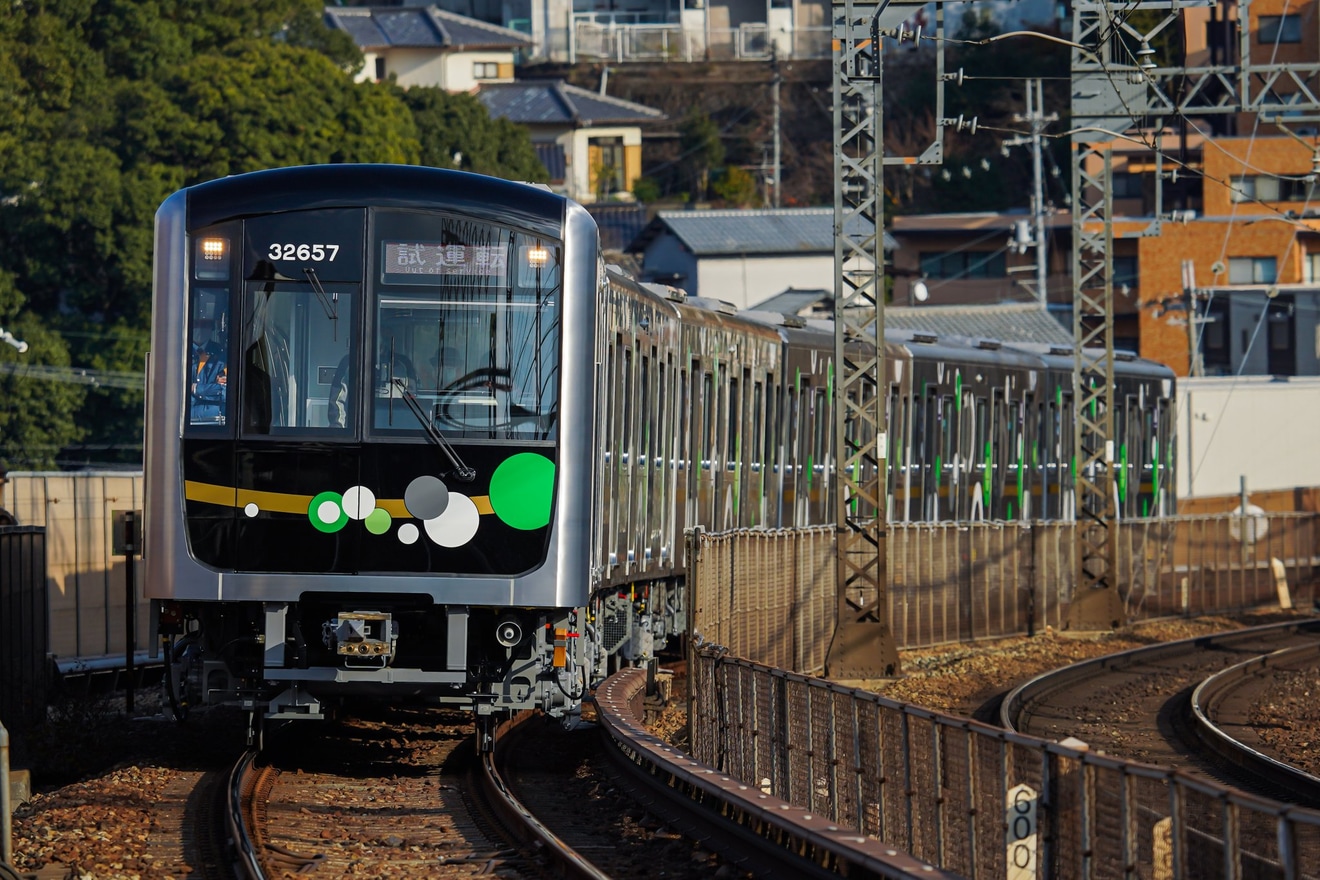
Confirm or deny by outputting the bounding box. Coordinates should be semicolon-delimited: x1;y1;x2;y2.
696;254;834;310
444;51;517;91
1176;376;1320;498
387;48;451;88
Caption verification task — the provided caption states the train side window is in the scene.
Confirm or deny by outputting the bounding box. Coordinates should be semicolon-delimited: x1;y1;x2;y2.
727;374;740;471
702;371;715;468
640;352;651;467
622;347;634;461
188;288;232;430
679;367;690;469
752;379;764;472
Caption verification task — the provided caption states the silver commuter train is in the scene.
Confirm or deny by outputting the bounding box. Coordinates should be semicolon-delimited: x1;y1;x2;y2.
146;165;1175;740
147;165;605;741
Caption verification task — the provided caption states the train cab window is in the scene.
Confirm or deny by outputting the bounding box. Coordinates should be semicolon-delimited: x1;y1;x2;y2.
240;281;357;435
369;216;562;441
188;288;232;429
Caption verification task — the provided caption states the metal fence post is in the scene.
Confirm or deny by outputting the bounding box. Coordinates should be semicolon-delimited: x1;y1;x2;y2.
1;721;11;867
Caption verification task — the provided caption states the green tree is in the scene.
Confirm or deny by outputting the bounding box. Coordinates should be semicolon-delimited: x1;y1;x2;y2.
711;165;760;207
399;87;547;181
678;108;725;201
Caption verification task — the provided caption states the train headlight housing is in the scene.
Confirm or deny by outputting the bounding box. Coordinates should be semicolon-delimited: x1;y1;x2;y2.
194;236;231;280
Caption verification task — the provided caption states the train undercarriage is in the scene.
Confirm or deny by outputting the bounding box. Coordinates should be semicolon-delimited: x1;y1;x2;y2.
154;578;686;744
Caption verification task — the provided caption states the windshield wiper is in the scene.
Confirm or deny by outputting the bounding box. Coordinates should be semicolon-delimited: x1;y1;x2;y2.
394;378;476;482
303;267;339;338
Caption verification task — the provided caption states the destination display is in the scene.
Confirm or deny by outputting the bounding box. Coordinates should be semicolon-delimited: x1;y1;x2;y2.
382;241;509;285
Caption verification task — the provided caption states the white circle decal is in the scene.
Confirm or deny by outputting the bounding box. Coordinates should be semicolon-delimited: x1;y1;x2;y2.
244;503;259;518
342;485;376;520
317;500;341;524
423;494;480;547
398;523;420;545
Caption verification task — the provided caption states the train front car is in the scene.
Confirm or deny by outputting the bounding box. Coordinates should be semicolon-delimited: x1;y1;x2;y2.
145;166;599;738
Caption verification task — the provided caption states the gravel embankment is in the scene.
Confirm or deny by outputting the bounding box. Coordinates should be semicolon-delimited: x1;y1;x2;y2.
8;609;1315;879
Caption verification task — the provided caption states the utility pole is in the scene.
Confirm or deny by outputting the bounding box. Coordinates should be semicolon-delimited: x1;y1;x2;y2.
1181;259;1202;377
771;45;782;208
1003;78;1056;306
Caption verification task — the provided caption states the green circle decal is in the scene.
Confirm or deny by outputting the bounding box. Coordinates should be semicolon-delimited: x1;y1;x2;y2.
489;453;555;530
308;491;348;533
365;508;392;535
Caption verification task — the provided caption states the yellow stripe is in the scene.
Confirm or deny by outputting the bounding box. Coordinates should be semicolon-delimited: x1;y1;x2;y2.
184;480;493;517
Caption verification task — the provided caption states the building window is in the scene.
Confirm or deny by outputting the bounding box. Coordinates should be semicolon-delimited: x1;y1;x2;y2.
374;57;386;81
918;251;1008;279
1111;172;1143;199
1308;252;1320;282
588;136;626;200
1259;15;1302;43
473;62;500;79
1228;256;1277;284
1112;255;1139;291
1231;175;1313;202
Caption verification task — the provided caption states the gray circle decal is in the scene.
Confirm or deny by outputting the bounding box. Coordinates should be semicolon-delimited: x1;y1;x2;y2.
404;475;450;520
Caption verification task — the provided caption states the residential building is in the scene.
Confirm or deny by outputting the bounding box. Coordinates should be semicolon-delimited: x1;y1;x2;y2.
476;81;663;203
627;207;898;310
325;5;532;89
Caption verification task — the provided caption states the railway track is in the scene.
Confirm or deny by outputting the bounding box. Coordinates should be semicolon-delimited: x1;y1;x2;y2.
223;673;954;879
1191;641;1320;808
1000;618;1320;806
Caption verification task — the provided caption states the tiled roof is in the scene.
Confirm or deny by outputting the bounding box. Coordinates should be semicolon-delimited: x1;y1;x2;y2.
629;208;900;256
885;302;1073;345
533;142;566;182
749;289;1073;345
324;6;532;51
477;81;664;126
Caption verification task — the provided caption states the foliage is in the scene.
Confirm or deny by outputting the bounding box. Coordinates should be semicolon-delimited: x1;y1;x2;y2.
678;108;725;201
0;0;542;469
711;165;760;207
632;176;661;203
398;87;546;181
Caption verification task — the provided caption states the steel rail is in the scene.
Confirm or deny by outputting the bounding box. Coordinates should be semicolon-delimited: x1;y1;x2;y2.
593;668;959;879
480;711;613;880
1000;617;1320;732
226;750;263;880
1192;641;1320;809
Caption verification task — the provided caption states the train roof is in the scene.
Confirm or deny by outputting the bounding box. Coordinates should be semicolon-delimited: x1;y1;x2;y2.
1002;341;1176;381
183;164;569;238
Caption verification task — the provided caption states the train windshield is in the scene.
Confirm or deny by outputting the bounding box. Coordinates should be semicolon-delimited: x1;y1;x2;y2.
370;213;562;441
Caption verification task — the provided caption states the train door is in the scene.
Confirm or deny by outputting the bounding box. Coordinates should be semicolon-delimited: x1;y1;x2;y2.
639;349;654;566
620;344;636;568
699;367;716;530
786;378;804;526
992;389;1010;519
234;276;361;573
601;332;620;572
676;365;692;538
751;374;764;526
724;370;740;529
764;372;782;527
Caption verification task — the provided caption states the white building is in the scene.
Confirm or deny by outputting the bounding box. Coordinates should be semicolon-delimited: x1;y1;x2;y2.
628;208;898;310
325;5;533;91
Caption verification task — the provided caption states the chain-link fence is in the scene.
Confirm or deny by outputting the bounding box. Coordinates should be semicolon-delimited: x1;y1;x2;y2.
691;649;1320;879
689;513;1319;672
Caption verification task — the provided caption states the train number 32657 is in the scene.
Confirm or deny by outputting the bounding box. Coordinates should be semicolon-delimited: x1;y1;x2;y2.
267;243;341;261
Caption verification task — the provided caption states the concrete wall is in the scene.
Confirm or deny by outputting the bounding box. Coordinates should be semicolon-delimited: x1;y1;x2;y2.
3;473;146;661
697;253;834;310
1176;376;1320;498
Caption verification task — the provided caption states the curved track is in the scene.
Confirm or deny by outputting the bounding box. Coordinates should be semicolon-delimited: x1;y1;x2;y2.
225;674;957;880
1192;641;1320;808
1001;618;1320;806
